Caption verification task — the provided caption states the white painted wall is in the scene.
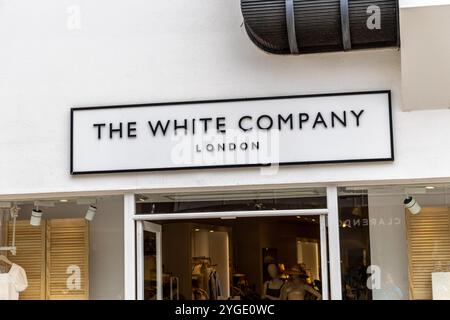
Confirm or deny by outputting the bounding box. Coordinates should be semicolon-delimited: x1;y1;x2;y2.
89;196;124;299
400;4;450;110
0;1;449;197
400;0;450;8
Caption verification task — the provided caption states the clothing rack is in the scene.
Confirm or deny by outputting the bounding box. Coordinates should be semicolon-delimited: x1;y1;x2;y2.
0;206;19;256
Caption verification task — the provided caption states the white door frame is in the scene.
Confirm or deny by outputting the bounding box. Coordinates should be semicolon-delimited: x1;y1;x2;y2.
133;209;330;300
319;214;329;300
327;186;342;300
136;221;162;300
124;186;342;300
133;208;327;221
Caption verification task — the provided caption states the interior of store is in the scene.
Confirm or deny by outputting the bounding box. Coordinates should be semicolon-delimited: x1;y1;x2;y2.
137;188;327;301
0;196;124;300
143;216;323;300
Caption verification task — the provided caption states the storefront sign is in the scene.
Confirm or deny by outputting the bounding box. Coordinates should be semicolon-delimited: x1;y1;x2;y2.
71;91;393;174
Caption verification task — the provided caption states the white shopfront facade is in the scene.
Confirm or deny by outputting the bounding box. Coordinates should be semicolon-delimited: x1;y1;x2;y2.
1;0;450;300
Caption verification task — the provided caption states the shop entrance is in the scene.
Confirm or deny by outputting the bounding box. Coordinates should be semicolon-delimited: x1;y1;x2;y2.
135;192;330;301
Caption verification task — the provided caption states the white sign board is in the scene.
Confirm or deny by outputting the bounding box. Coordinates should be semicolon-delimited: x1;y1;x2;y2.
71;91;393;174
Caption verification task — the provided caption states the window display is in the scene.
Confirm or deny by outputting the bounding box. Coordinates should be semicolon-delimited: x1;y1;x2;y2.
0;256;28;300
262;263;284;300
338;185;450;300
281;265;322;300
0;196;124;300
141;216;324;301
136;188;329;301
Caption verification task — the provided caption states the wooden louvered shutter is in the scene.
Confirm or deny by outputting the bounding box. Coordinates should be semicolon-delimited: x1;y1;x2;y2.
46;218;89;300
406;207;450;300
7;220;46;300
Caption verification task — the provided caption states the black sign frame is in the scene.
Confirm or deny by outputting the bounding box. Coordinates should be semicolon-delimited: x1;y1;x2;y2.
70;90;394;175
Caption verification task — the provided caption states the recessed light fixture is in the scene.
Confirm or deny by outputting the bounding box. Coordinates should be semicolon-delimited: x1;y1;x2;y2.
425;186;435;190
59;199;68;203
209;230;214;233
34;200;55;207
296;216;301;219
194;229;200;232
139;195;149;202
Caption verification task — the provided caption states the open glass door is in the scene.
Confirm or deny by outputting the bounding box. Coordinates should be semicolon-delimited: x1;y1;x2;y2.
137;221;162;300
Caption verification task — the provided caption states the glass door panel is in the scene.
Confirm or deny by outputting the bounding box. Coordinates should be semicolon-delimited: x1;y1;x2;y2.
137;221;162;300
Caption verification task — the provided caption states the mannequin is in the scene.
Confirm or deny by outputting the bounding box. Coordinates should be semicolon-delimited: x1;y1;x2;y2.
281;265;322;300
262;264;284;300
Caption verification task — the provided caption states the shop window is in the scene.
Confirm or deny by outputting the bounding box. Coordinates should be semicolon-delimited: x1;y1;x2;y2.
339;185;450;300
144;216;324;301
0;196;124;300
5;218;90;300
136;188;328;301
406;207;450;299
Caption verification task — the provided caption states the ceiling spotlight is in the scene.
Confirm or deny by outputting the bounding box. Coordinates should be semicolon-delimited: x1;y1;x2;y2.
425;186;435;190
351;207;362;216
404;196;421;215
194;229;200;232
138;195;148;202
30;208;43;226
85;205;97;221
59;199;68;203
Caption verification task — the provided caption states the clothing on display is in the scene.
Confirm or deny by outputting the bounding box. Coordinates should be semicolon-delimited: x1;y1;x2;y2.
209;270;222;300
0;261;28;300
280;264;322;300
262;263;285;300
192;257;223;300
264;282;285;299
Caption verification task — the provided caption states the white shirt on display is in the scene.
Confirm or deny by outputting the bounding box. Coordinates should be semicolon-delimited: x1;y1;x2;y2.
0;263;28;300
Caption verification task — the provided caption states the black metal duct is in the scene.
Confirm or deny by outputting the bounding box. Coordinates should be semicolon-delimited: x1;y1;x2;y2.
241;0;399;54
